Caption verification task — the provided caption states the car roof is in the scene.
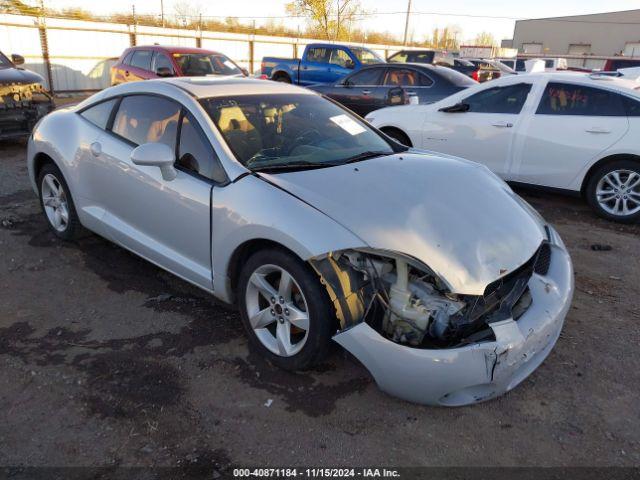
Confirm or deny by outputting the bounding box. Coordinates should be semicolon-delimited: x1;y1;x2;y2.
495;71;640;97
128;45;223;55
162;76;315;98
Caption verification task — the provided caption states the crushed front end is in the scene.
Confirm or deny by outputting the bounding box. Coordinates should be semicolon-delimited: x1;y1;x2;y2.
0;82;54;140
312;226;573;406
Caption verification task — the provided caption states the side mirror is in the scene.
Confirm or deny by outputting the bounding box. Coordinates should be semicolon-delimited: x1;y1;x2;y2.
240;68;249;77
345;59;355;69
130;143;177;181
155;66;174;77
11;54;24;66
438;102;470;113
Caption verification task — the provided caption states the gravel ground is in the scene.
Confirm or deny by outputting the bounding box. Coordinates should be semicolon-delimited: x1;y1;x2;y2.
1;139;639;475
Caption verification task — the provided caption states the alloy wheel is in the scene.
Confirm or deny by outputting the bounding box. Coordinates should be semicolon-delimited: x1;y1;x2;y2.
41;173;70;232
244;264;310;357
595;169;640;217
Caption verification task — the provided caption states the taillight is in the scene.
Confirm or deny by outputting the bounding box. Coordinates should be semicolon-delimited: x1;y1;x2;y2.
472;70;480;81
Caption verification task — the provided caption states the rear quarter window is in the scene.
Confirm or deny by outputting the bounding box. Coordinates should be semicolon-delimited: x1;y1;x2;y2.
537;82;627;116
79;98;118;130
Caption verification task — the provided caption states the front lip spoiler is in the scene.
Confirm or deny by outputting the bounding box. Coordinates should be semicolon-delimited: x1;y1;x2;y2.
333;242;574;406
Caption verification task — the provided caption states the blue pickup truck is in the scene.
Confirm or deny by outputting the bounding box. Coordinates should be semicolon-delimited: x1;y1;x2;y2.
261;43;384;85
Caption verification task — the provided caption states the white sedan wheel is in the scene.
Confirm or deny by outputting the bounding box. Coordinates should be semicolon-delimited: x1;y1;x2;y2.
595;169;640;217
41;173;70;233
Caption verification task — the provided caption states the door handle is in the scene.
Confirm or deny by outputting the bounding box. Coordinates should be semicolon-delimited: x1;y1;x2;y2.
492;121;513;128
90;142;102;157
361;89;371;95
585;127;611;134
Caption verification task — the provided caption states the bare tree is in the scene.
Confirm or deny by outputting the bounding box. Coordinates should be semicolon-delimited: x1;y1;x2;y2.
286;0;364;40
173;0;202;27
474;31;496;46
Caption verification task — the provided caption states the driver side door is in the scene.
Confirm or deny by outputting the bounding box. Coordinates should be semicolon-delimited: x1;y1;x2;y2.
421;82;534;178
88;94;216;290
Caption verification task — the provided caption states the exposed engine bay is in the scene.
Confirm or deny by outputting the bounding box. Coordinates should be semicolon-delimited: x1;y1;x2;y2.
311;246;549;348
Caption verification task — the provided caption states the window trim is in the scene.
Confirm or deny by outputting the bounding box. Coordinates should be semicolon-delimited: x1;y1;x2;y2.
76;97;119;130
535;81;628;117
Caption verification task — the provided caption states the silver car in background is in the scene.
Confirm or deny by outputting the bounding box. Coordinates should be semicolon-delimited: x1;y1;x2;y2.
27;77;573;406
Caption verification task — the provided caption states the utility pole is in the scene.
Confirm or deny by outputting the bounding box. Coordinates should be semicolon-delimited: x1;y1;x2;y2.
402;0;412;46
160;0;165;27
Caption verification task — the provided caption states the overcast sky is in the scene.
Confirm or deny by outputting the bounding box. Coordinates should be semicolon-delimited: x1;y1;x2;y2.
45;0;639;42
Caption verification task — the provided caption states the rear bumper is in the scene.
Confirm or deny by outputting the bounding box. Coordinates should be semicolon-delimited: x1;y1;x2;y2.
333;234;574;406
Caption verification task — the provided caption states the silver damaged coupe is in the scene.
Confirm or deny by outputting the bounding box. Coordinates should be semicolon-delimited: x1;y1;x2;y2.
27;77;574;406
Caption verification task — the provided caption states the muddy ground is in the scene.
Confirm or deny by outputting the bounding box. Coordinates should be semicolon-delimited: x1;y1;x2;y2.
1;139;639;475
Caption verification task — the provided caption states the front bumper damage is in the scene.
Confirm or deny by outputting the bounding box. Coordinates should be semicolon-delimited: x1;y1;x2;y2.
0;82;54;140
332;238;574;406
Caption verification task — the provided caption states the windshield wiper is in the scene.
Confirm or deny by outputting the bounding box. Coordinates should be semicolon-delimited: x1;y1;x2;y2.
250;161;332;173
340;150;394;165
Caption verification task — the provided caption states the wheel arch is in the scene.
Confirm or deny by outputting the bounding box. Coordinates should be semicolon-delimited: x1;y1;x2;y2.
580;153;640;196
272;70;291;82
225;238;305;305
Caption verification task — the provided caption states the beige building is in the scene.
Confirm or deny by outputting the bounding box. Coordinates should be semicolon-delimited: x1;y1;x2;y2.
512;9;640;62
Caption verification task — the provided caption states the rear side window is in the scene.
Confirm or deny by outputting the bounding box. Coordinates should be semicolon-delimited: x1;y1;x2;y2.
80;99;117;129
111;95;181;147
177;112;226;183
536;83;626;116
154;53;174;74
623;96;640;116
464;83;532;114
306;47;330;63
345;68;383;86
388;51;408;63
408;52;435;64
130;50;153;71
384;68;419;86
122;51;134;66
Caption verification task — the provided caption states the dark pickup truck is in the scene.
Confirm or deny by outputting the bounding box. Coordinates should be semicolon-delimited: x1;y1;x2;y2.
0;51;54;140
261;43;384;85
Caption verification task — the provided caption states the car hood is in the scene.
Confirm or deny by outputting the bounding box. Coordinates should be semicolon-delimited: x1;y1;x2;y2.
0;67;45;85
261;153;546;295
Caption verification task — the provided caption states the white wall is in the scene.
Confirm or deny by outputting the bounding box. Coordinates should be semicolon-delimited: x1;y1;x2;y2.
0;13;420;92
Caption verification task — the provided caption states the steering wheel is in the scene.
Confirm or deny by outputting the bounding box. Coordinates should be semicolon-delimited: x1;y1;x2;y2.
286;128;322;155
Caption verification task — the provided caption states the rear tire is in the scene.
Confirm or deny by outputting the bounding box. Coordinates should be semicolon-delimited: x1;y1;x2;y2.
586;160;640;223
237;248;335;371
37;163;81;240
381;127;412;147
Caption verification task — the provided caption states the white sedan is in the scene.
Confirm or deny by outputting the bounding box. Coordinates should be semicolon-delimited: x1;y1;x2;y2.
366;72;640;222
27;77;573;406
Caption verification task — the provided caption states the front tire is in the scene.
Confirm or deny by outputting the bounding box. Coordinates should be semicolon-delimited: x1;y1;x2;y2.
238;248;335;370
38;163;81;239
586;160;640;223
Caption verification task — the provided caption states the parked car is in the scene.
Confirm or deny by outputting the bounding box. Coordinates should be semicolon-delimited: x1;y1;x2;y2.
388;50;493;82
110;45;247;85
498;58;527;73
27;77;573;406
308;63;475;116
366;72;640;222
466;58;517;78
0;50;54;140
387;49;451;64
603;58;640;71
261;43;384;85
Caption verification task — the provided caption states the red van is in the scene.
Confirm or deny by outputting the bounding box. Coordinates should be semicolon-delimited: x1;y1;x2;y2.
110;45;247;85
